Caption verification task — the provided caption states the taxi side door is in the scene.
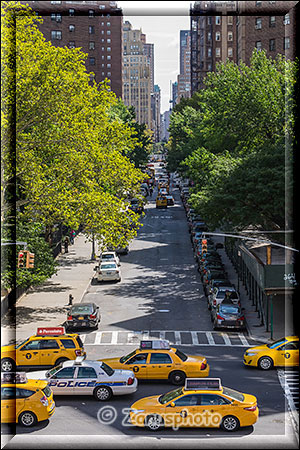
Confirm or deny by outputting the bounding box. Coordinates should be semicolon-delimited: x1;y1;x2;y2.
275;341;299;367
165;394;200;428
148;352;174;379
17;339;42;367
197;393;232;428
39;339;60;367
1;387;17;423
123;353;149;378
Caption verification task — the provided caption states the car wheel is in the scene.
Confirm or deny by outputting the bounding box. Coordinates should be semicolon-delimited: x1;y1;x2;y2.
221;415;240;432
258;356;273;370
1;358;15;372
18;411;37;427
93;385;112;401
55;357;69;366
169;370;186;385
145;414;164;431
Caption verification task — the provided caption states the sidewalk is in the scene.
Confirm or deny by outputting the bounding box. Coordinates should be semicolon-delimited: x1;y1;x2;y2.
1;234;95;346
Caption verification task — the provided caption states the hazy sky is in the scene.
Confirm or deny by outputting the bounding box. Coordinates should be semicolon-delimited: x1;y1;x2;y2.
118;1;191;113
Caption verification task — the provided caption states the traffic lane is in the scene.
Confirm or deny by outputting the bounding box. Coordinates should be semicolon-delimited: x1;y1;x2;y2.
8;347;287;437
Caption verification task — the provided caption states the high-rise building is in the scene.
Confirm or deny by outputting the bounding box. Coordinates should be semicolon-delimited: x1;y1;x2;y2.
171;81;178;108
160;109;172;142
143;42;155;93
151;85;161;143
177;30;191;102
20;1;123;98
122;21;152;129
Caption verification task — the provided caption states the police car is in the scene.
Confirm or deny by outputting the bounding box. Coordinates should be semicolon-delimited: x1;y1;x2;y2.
27;357;138;401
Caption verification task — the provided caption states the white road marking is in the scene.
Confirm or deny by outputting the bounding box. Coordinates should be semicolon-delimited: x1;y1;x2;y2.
110;331;118;345
238;333;249;346
191;331;199;345
221;333;231;346
174;331;181;345
206;332;215;345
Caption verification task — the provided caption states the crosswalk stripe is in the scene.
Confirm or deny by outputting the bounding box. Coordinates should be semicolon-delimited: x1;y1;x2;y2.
80;330;252;347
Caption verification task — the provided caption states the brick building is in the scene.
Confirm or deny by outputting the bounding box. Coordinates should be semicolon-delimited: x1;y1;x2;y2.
20;1;123;98
190;1;297;94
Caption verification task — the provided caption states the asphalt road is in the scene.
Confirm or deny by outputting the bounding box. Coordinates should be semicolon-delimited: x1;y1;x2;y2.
2;179;298;449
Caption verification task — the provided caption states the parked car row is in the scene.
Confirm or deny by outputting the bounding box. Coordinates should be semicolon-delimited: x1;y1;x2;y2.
178;178;246;332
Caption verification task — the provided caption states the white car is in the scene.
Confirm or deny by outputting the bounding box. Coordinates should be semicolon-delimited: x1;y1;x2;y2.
28;358;137;401
96;261;121;282
99;251;120;266
208;286;240;310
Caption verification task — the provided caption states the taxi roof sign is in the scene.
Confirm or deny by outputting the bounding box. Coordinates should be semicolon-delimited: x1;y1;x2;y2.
185;378;222;391
36;326;65;336
2;372;28;384
140;340;170;350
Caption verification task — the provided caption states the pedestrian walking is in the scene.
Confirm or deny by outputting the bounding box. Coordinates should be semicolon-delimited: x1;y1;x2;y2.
64;236;70;253
70;229;76;245
149;186;153;196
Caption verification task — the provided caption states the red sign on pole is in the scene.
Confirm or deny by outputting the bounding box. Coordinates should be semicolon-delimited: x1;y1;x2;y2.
36;327;65;336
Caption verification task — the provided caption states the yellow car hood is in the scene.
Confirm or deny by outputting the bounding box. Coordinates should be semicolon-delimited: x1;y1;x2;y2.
131;395;161;410
246;344;270;353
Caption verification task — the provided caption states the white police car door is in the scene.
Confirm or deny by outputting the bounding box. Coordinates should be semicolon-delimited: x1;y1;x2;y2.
74;366;99;395
48;366;77;395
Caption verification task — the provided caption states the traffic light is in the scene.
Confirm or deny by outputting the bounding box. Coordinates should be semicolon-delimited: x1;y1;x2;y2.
26;252;35;269
18;250;27;268
201;239;208;254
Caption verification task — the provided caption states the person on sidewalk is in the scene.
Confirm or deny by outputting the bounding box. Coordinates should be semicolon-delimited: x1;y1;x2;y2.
70;230;76;245
64;236;70;253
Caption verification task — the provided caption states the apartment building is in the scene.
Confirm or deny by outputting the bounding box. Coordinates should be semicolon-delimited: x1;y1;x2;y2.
176;30;192;103
122;21;152;129
143;41;155;93
151;85;161;143
20;1;123;98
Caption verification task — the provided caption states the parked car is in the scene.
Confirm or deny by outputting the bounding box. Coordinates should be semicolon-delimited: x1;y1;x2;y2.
156;196;168;209
206;280;235;298
66;303;101;330
99;251;120;266
212;302;245;331
95;261;121;283
203;272;230;295
129;198;144;214
209;287;240;311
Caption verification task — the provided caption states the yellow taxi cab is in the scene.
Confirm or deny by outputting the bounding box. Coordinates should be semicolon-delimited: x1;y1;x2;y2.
158;183;169;193
1;372;55;427
156;196;168;209
129;378;259;432
1;327;86;372
100;340;209;385
243;335;299;370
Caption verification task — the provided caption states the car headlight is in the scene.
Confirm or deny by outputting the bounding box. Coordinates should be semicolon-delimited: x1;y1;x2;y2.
130;409;145;414
246;352;258;356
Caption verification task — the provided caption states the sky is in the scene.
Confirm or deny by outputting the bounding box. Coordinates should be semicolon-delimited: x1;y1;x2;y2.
117;1;191;113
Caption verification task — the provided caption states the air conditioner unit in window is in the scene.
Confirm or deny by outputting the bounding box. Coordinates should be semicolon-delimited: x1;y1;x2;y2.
255;25;262;29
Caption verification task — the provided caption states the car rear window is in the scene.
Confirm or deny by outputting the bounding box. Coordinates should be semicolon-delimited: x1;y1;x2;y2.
220;305;240;314
101;254;114;259
222;387;244;402
76;336;84;348
101;362;114;376
60;339;76;349
71;305;93;315
101;263;117;269
42;385;52;398
175;349;188;362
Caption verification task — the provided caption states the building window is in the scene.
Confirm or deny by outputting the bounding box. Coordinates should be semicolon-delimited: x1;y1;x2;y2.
89;26;95;34
207;32;212;41
207;17;212;25
51;30;62;40
269;39;275;51
107;55;111;60
69;24;75;32
216;16;221;25
207;47;212;57
107;63;111;68
107;22;111;27
216;31;221;41
107;72;111;76
269;16;276;27
107;47;111;52
284;37;290;50
256;40;262;50
89;10;95;17
227;16;233;25
107;38;111;43
107;30;111;35
51;13;61;22
69;9;75;16
228;31;233;41
216;47;221;57
207;63;212;71
255;18;262;29
69;41;75;48
228;47;233;57
284;14;290;25
89;41;95;50
256;1;262;5
89;57;95;66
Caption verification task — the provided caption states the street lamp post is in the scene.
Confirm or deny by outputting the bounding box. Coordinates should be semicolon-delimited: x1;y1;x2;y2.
91;232;96;261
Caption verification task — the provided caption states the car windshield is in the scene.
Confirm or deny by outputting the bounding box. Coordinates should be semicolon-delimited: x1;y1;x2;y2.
120;350;136;364
46;363;63;378
15;339;29;349
223;387;244;402
159;387;183;404
71;305;93;314
101;263;117;269
101;362;114;377
101;254;114;259
220;305;240;314
266;338;287;349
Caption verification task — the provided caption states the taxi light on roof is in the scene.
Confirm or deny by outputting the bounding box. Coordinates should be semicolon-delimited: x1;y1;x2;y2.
140;340;170;350
185;378;221;391
2;372;28;384
36;327;65;336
